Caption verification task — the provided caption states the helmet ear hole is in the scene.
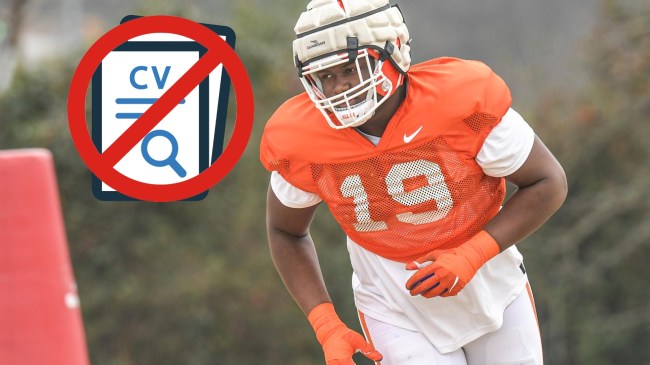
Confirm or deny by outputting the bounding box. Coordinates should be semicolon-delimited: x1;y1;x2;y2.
376;60;402;97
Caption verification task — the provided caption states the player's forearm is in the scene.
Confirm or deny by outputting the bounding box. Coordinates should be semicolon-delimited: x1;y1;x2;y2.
484;169;567;251
268;229;332;316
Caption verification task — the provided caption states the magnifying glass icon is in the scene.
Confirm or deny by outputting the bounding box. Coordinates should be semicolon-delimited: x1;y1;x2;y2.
141;130;187;178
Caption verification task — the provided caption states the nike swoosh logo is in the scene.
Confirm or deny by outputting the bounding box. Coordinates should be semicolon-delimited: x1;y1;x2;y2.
403;125;424;143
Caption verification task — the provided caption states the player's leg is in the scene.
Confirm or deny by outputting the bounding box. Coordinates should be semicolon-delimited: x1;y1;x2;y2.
462;283;543;365
358;311;468;365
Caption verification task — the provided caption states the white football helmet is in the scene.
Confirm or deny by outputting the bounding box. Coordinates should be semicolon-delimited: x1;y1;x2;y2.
293;0;411;129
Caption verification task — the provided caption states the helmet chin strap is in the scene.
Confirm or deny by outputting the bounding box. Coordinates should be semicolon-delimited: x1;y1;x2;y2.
333;89;377;127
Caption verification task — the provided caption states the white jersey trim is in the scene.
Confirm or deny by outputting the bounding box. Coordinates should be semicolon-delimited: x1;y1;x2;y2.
476;108;535;177
270;171;322;208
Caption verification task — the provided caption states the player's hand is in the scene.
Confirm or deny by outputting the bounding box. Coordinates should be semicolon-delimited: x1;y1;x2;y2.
308;303;383;364
321;326;382;364
405;230;500;298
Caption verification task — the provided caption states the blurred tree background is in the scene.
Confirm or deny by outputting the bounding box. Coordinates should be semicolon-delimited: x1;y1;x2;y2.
0;0;648;364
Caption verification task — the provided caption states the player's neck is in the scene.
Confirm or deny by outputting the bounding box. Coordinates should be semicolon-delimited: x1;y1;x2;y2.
356;84;407;138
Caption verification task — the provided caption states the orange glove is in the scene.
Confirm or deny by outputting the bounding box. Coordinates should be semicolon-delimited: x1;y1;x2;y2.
308;302;383;364
405;230;500;298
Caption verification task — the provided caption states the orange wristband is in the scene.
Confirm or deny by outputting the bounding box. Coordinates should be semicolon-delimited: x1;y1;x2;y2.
307;302;342;345
457;230;501;271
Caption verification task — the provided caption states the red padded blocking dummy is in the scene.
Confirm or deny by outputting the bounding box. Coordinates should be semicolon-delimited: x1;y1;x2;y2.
0;149;89;365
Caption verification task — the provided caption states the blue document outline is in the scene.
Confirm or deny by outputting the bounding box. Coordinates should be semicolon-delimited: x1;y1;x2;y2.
91;17;235;201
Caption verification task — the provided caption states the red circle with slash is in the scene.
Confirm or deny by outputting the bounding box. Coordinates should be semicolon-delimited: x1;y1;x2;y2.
68;15;254;202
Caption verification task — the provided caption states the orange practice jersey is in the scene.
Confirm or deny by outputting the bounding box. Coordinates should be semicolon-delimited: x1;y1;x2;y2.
260;57;512;263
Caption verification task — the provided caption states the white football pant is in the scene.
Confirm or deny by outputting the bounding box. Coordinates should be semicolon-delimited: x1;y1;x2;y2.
359;286;543;365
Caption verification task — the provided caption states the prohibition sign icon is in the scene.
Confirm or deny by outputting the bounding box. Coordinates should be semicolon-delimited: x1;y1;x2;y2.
68;15;254;202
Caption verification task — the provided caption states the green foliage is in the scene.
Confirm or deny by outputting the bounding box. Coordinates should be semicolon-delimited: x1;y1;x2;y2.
0;1;316;364
522;1;650;364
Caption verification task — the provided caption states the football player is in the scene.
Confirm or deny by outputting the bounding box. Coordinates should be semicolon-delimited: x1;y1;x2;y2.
260;1;567;364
